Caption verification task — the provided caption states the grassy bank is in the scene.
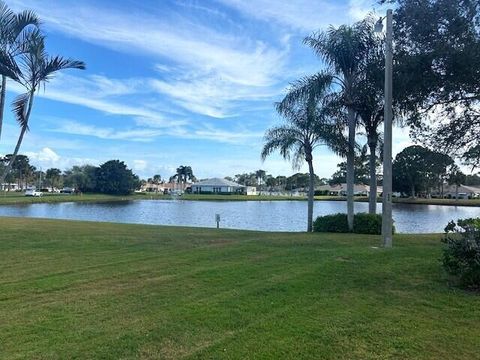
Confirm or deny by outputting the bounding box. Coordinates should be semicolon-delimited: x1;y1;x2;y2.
0;218;479;359
1;191;479;207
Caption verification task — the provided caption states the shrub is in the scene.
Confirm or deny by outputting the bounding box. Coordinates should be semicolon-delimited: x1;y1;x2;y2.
313;213;394;235
313;213;349;233
442;218;480;289
353;213;395;235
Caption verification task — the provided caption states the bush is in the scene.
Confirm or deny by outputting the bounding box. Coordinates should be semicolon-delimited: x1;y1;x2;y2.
442;218;480;289
313;213;394;235
354;213;393;235
313;213;349;233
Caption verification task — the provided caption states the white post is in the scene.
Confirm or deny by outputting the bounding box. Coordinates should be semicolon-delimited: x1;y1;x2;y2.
382;9;393;247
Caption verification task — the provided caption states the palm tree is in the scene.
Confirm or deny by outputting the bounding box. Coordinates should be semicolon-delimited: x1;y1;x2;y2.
255;169;266;191
262;78;347;232
0;32;85;185
0;1;39;141
284;19;374;230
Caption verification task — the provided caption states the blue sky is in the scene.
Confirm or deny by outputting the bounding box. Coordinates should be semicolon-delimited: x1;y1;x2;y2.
1;0;408;180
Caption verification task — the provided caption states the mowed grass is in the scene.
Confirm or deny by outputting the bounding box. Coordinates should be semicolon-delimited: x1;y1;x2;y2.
0;218;479;359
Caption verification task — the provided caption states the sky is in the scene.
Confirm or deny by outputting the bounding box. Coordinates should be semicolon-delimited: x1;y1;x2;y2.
1;0;414;180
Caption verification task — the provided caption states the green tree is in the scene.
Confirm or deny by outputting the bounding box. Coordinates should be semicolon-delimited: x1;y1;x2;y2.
255;170;266;191
63;165;97;192
447;165;467;201
262;83;346;232
393;145;454;197
330;145;371;186
0;32;85;185
171;166;196;185
152;174;161;184
95;160;138;195
0;1;39;141
389;0;480;167
45;168;62;191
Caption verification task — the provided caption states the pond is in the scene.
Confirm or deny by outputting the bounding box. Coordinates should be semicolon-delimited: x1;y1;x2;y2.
0;200;478;233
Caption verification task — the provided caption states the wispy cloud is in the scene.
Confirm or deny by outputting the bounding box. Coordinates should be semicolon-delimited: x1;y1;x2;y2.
51;120;262;145
215;0;370;31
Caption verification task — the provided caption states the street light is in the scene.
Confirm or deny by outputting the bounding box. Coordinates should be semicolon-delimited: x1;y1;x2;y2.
376;9;393;248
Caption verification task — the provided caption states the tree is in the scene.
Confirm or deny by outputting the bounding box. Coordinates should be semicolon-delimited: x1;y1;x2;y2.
0;31;85;185
171;165;196;185
393;145;455;197
262;80;346;232
95;160;138;195
45;168;62;191
0;1;39;141
330;145;371;186
283;19;375;230
388;0;480;167
255;169;266;191
63;165;97;192
152;174;161;184
447;165;467;201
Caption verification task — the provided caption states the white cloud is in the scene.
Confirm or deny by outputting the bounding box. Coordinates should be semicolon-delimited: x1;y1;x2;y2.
216;0;373;31
132;160;148;172
51;120;262;145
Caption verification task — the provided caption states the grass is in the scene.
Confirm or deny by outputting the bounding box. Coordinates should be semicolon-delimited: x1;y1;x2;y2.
0;217;479;359
2;191;479;207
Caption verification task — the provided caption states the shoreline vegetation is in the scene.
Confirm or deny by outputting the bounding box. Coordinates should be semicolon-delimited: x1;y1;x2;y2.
1;191;480;207
1;217;479;358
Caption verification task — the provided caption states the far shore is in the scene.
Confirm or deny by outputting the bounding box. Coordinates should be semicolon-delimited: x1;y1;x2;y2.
1;191;480;207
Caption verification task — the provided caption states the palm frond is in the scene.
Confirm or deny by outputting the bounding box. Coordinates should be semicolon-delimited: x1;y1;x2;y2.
0;49;22;81
40;56;86;82
12;92;30;130
276;72;333;116
261;126;300;161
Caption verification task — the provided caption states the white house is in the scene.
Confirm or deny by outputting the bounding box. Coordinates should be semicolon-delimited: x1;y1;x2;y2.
191;178;247;194
441;184;480;199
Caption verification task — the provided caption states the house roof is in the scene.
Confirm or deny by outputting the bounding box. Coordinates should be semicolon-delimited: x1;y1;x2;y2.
316;183;370;192
192;178;244;188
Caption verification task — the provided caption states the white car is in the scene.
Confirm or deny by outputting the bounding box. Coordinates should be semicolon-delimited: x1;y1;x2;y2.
25;189;42;197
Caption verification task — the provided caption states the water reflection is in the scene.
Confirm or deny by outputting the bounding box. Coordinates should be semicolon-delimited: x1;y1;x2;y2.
0;200;478;233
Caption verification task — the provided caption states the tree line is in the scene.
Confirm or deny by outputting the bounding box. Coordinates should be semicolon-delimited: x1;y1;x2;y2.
0;156;140;195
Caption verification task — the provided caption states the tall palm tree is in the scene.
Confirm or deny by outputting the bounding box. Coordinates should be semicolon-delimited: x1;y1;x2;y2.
0;1;39;141
255;169;266;191
0;32;85;185
284;19;374;230
262;78;347;232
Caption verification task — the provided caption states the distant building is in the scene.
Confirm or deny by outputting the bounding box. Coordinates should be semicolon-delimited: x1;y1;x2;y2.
191;178;253;195
0;183;19;191
437;184;480;199
316;183;374;196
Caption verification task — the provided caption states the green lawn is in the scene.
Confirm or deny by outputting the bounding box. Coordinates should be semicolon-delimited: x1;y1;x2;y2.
0;218;479;359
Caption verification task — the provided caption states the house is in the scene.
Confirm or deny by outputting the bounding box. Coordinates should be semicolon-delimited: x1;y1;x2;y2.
191;178;248;194
317;183;371;196
0;183;19;191
441;184;480;199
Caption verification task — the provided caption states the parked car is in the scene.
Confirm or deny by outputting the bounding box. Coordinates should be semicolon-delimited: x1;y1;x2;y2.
25;189;42;197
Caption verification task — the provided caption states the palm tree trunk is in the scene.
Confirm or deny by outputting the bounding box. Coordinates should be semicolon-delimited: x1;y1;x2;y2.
0;75;6;141
307;156;315;232
368;138;377;214
0;92;34;185
346;107;356;230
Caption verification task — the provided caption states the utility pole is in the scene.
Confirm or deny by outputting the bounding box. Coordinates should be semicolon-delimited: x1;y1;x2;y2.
381;9;394;247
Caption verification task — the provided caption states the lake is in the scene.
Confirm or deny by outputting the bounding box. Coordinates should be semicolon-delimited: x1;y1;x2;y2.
0;199;478;233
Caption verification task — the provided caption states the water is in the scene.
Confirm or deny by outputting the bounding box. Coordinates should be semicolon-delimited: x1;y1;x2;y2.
0;200;478;233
